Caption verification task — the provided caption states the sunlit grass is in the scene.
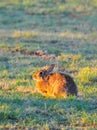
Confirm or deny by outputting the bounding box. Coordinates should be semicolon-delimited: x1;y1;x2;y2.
59;31;85;39
13;31;38;38
77;67;97;82
1;29;97;43
12;30;87;40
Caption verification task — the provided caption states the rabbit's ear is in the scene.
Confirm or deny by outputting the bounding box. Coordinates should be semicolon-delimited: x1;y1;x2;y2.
45;64;55;73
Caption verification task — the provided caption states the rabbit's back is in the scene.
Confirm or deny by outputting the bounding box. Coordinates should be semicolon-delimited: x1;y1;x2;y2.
60;73;78;96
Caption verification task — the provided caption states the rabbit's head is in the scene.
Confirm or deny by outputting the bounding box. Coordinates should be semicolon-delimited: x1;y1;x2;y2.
33;64;55;81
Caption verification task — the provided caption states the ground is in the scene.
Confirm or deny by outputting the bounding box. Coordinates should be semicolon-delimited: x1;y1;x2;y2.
0;0;97;129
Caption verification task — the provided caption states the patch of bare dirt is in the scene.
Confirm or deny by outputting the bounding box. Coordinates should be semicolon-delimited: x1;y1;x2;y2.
0;47;56;60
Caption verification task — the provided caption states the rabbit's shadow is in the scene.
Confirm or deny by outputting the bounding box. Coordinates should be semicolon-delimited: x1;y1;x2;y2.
31;93;96;112
0;93;96;123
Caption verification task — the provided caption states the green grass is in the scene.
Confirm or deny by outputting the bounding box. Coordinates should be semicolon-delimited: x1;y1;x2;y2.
0;0;97;129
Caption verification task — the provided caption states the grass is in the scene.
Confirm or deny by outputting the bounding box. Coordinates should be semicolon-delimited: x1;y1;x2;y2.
0;0;97;129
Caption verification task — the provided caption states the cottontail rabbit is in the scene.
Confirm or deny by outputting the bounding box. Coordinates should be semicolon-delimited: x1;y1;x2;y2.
33;64;78;98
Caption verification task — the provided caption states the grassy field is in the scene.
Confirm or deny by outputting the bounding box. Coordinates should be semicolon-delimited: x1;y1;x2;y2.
0;0;97;129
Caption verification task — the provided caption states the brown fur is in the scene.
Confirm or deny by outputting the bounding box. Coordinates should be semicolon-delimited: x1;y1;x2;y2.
33;64;78;98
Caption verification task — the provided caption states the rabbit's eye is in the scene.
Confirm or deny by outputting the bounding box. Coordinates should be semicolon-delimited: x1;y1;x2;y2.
40;72;43;76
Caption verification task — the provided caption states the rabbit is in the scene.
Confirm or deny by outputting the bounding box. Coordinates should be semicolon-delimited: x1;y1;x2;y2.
33;64;78;98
